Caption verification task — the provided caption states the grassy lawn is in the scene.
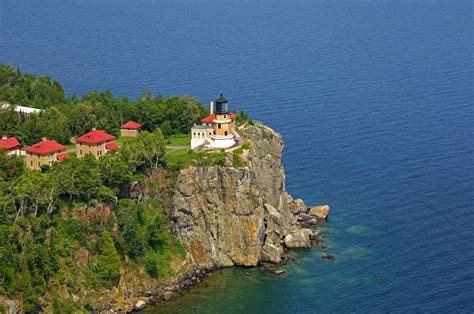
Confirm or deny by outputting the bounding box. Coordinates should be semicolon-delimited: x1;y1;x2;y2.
165;148;190;166
166;134;191;147
66;143;76;150
164;148;227;169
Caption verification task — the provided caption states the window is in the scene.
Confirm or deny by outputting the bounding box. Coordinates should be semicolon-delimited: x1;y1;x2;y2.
80;150;82;156
224;114;226;119
218;124;221;129
30;161;33;166
213;131;216;135
225;131;228;136
38;162;40;167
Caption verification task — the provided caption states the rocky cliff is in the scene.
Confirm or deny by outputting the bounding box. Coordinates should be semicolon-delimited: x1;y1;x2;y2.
172;124;328;268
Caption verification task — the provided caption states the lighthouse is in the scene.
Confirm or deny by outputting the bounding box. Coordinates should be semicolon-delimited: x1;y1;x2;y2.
210;94;236;149
191;94;237;150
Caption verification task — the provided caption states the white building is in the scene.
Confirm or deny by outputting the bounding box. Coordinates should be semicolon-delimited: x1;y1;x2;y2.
0;101;44;114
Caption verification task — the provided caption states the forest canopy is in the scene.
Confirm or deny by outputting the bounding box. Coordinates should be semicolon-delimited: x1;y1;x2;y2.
0;63;209;146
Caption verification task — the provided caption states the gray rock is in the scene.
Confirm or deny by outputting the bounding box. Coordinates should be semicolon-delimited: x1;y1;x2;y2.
284;229;313;248
134;300;146;311
261;242;283;263
307;218;318;225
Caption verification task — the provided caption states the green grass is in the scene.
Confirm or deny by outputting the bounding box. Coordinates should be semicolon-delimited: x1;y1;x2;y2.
166;134;191;147
66;143;76;150
164;149;227;169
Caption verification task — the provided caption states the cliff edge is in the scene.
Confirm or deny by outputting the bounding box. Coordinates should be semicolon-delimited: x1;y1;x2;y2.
172;124;328;268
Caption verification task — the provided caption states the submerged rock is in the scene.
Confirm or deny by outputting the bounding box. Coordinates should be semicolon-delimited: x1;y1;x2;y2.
321;253;335;261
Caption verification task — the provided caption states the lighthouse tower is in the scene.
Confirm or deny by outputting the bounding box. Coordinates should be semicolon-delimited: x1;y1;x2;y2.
209;94;235;149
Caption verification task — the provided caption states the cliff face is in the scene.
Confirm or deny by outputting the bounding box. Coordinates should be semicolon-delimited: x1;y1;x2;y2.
172;124;318;268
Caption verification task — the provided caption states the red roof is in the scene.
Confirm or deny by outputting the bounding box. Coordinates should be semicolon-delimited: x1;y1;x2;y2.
25;139;66;155
201;113;237;124
120;121;142;130
75;130;116;144
105;142;119;151
0;137;20;150
56;152;70;161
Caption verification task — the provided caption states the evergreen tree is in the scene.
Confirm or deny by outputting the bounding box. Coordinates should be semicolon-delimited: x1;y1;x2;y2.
96;230;121;286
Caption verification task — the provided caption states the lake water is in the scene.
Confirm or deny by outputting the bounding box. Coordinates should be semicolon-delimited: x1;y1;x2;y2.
1;0;473;312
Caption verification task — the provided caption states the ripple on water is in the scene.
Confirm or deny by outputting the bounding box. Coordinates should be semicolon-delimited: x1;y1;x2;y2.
345;225;372;234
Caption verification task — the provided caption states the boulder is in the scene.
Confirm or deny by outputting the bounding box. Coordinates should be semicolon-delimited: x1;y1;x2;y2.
296;213;313;221
261;242;283;263
284;229;313;248
133;300;146;311
309;205;330;219
281;254;295;264
290;198;307;215
307;218;318;225
162;291;176;301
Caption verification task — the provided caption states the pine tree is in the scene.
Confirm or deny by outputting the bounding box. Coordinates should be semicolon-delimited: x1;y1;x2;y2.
97;230;121;286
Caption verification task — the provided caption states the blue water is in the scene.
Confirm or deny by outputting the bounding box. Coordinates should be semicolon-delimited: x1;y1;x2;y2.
1;0;473;312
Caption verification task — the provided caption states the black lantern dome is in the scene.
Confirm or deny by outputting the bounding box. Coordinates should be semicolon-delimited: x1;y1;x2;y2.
215;94;229;114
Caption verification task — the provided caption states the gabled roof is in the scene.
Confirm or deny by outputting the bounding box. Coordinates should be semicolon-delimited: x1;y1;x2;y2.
75;130;116;144
120;121;142;130
25;140;66;155
0;137;21;149
56;152;70;161
105;142;119;151
201;113;237;124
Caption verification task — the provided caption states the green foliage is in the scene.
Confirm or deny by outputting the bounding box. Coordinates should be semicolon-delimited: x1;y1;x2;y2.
165;149;227;169
95;230;121;286
0;64;255;311
234;110;254;125
0;64;67;109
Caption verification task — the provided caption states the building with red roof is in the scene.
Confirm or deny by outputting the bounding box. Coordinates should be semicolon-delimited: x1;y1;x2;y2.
0;136;21;155
120;121;142;137
24;138;67;170
75;128;118;159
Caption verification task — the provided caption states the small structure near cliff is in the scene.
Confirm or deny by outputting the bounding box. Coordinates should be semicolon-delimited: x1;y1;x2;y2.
191;94;238;150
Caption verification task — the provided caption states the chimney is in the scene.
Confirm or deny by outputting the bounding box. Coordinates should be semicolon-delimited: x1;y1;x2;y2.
210;101;215;115
41;137;47;141
1;135;7;140
92;127;97;131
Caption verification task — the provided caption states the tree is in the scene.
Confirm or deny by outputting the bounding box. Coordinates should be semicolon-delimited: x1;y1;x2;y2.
121;138;147;173
39;107;70;144
99;153;131;190
69;103;97;136
137;128;166;169
96;230;121;285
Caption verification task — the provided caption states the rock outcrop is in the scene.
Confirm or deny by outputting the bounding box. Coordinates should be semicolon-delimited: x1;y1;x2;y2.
172;124;329;268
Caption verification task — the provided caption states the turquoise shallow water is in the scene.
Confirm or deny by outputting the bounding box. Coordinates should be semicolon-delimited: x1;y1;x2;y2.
1;0;473;311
